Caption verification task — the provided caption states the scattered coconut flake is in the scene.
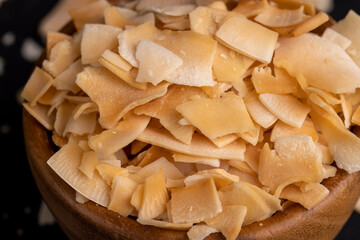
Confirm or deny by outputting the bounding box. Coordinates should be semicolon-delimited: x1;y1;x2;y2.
20;38;43;62
1;31;15;46
38;201;56;226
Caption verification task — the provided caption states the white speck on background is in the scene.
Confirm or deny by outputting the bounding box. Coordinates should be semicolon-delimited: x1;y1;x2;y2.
24;206;32;214
0;56;4;76
1;31;15;46
0;124;11;134
38;201;55;226
20;38;43;62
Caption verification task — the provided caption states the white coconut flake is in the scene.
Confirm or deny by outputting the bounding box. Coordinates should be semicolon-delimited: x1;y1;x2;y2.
38;201;55;226
1;31;15;46
20;38;43;62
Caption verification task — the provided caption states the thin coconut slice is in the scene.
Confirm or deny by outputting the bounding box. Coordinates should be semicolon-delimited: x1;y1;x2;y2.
96;163;129;185
291;11;329;37
135;40;183;86
352;105;360;126
213;43;255;83
23;103;55;130
232;0;269;18
136;0;195;11
205;205;247;240
43;39;80;77
238;122;262;146
184;169;239;189
201;82;232;99
147;4;195;16
46;31;72;58
63;111;97;137
322;165;337;179
306;87;341;106
228;159;257;176
137;127;246;160
135;85;206;144
156;14;187;24
78;151;99;179
137;146;173;167
322;28;352;50
163;18;190;30
130;184;144;211
270;117;318;142
271;0;315;16
255;5;304;28
69;0;111;31
258;135;323;196
137;218;193;230
171;177;222;224
88;112;150;158
138;169;169;220
22;67;54;106
130;140;149;155
210;134;239;148
173;153;220;167
187;224;219;240
244;91;277;129
259;93;310;128
251;66;298;94
280;183;329;210
76;66;169;129
73;102;98;120
218;181;282;226
176;95;254;139
118;21;160;67
155;30;217;87
81;24;122;65
227;167;262;188
108;176;138;217
309;99;360;173
131;12;156;26
54;101;74;136
104;6;135;28
331;10;360;67
54;59;83;93
215;15;279;63
101;49;132;72
47;142;110;207
274;33;360;94
340;94;353;129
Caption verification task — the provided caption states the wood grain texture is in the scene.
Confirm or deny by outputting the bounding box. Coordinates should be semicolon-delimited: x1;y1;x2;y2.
22;5;360;239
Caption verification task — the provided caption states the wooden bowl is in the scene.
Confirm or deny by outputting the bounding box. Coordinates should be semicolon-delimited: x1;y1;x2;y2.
22;6;360;239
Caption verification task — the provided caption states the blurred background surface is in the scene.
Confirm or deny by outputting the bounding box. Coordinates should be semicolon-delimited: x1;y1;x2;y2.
0;0;360;239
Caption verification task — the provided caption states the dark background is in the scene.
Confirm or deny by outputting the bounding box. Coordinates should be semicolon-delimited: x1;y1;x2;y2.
1;0;360;239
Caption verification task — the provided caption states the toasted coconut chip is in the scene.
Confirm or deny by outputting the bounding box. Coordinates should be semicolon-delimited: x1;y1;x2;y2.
73;102;98;120
38;87;66;108
228;159;257;176
79;151;99;179
205;205;247;240
96;163;128;185
244;91;277;129
171;177;222;223
23;103;55;130
52;131;68;147
43;40;80;78
108;176;138;217
137;145;173;167
104;6;135;28
135;40;183;86
173;153;220;167
22;67;54;106
75;191;89;204
137;127;246;160
243;143;263;172
213;43;255;84
69;0;111;31
189;6;233;37
306;87;341;106
271;0;315;16
134;157;185;181
227;166;262;187
251;66;298;95
173;161;198;177
54;101;74;136
81;24;122;65
101;49;132;72
216;15;278;63
291;11;329;37
258;135;323;196
259;93;310;128
156;13;186;24
218;181;282;226
64;95;91;104
322;28;352;50
135;85;206;144
63;111;97;137
184;169;239;189
270;117;318;142
352;105;360;126
138;169;169;220
131;140;149;155
187;224;219;240
76;66;169;129
255;5;304;28
163;18;191;30
322;165;337;179
238;122;262;146
176;95;254;139
47;142;110;207
332;10;360;67
155;30;217;87
340;94;353;129
316;142;333;164
88;112;150;157
54;59;83;93
130;184;144;211
232;0;268;18
275;34;360;94
210;134;239;148
46;31;72;58
201;82;232;99
309;99;360;173
166;178;185;188
118;21;160;67
131;12;156;25
138;218;193;230
280;183;329;210
99;57;147;90
136;0;195;11
147;4;195;17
